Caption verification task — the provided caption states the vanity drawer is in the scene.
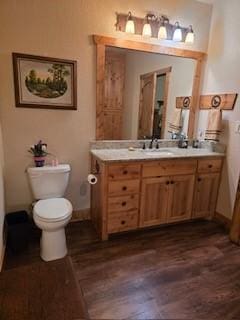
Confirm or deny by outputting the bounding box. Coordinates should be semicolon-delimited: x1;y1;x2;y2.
107;210;138;233
108;194;139;213
108;179;140;196
142;159;197;178
198;159;222;173
108;164;141;180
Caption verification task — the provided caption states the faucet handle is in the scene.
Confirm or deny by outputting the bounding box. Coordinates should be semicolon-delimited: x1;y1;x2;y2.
142;136;147;149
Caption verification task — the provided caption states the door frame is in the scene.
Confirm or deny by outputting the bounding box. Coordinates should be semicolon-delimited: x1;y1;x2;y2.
93;34;206;140
138;66;172;139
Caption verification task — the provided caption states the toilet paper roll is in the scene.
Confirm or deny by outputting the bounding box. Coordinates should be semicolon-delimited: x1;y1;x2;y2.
87;174;98;185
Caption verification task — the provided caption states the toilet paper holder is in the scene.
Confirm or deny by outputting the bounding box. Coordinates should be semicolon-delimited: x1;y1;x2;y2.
88;160;100;185
92;160;100;174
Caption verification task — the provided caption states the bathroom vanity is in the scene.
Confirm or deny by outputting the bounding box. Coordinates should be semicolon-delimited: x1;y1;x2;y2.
90;145;224;240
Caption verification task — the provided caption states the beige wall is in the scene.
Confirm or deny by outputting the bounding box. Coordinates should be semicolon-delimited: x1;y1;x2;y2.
0;120;5;266
0;0;212;212
122;50;196;139
197;0;240;218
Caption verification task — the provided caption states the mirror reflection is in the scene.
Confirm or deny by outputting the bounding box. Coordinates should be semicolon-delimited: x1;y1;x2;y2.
103;47;196;140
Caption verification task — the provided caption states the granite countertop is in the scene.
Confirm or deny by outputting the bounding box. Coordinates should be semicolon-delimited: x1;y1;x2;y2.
90;147;225;163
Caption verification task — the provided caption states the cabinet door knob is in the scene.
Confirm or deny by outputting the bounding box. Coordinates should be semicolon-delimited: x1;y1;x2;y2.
198;178;202;182
171;181;174;184
121;220;126;225
122;201;127;206
123;170;128;175
122;186;127;191
166;181;170;185
208;164;213;168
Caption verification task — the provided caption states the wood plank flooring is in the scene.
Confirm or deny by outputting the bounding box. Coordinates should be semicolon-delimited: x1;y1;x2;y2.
68;221;240;320
0;257;88;320
2;220;240;319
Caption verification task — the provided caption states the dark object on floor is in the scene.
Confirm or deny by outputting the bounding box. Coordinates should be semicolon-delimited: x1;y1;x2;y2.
5;211;30;253
0;257;88;320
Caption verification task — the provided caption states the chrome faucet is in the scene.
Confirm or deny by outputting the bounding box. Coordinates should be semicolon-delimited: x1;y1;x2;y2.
178;133;188;148
149;136;159;149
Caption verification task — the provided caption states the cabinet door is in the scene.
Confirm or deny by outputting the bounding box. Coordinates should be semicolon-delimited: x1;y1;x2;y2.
167;174;195;223
103;50;125;140
103;111;122;140
193;173;220;218
140;177;169;227
105;51;125;111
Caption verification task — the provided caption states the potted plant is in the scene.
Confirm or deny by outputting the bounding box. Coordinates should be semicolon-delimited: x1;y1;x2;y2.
28;140;49;167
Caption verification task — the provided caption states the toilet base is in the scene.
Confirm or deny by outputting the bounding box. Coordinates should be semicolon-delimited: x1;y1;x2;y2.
40;228;67;262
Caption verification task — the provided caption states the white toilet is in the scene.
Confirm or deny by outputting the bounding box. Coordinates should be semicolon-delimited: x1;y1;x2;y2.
27;164;72;262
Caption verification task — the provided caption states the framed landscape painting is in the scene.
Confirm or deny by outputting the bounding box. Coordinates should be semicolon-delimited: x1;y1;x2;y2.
12;53;77;110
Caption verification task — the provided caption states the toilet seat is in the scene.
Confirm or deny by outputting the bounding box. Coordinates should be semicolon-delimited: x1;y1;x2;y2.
34;198;72;222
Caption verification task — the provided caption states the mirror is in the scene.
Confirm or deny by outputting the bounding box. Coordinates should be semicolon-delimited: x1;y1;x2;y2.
103;46;196;140
93;35;206;140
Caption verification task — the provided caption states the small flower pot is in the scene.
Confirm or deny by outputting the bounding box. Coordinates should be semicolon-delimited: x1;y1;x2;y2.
34;156;45;167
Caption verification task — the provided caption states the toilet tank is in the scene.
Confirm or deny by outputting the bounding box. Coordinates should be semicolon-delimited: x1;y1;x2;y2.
27;164;71;200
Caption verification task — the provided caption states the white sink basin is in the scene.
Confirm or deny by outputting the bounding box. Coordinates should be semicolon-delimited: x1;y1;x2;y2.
143;149;174;156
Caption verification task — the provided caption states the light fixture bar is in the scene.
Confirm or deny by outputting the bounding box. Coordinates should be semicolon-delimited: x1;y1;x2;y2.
116;13;194;44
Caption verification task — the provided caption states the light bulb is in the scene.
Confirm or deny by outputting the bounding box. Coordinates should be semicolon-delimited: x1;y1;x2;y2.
185;25;194;43
142;15;152;37
142;22;152;37
173;22;182;42
158;25;167;40
125;12;135;34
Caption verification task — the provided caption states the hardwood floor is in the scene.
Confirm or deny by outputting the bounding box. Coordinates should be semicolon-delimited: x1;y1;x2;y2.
0;257;88;320
2;220;240;319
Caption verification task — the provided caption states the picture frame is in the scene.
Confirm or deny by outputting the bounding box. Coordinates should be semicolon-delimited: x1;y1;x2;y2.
12;53;77;110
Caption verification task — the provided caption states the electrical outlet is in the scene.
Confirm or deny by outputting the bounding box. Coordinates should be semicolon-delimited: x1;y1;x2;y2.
235;121;240;134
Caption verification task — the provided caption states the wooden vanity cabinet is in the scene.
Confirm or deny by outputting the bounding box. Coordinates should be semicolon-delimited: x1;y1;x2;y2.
140;174;195;227
192;159;222;218
91;157;223;240
140;177;169;227
140;159;197;226
167;174;195;223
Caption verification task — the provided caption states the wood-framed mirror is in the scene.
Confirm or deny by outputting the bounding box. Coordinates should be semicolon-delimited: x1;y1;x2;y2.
94;35;206;140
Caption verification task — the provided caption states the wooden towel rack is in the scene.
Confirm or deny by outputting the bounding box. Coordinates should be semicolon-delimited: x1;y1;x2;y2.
176;96;192;109
199;93;238;110
176;93;238;110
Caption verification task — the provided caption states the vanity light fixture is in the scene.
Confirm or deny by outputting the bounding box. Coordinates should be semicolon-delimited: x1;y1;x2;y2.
125;11;135;34
173;22;182;42
142;14;152;37
185;25;195;43
116;12;195;44
158;17;168;40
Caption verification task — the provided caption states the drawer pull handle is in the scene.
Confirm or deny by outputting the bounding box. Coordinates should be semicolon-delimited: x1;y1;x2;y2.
198;178;202;182
122;201;127;206
123;170;128;175
166;181;170;185
208;164;213;168
122;186;127;191
121;220;126;225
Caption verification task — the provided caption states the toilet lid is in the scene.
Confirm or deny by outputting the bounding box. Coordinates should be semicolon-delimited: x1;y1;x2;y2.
34;198;72;221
